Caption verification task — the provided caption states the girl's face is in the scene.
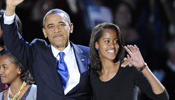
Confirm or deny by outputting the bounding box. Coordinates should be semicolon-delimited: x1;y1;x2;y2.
95;28;119;61
0;56;21;84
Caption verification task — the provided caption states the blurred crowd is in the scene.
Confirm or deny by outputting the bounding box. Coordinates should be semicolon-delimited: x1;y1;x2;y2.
0;0;175;99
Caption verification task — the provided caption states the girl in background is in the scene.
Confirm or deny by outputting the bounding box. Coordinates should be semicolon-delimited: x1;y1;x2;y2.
0;51;37;100
89;22;169;100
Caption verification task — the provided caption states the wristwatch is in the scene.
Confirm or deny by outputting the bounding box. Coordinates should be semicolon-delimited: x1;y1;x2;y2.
138;62;147;72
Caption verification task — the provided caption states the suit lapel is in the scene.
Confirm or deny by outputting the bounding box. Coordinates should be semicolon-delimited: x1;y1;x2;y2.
43;45;64;94
44;44;89;95
66;43;89;95
72;43;88;74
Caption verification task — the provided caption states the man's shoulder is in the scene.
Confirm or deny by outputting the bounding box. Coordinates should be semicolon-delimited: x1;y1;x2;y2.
77;44;89;49
31;38;49;46
30;38;50;50
73;44;89;52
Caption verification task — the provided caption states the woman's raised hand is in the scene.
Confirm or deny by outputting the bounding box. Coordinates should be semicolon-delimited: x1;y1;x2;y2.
124;45;145;69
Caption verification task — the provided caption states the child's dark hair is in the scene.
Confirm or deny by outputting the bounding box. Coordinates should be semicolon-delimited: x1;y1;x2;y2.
1;51;35;85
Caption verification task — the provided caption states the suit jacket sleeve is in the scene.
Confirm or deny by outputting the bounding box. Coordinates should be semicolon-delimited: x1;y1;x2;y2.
2;19;34;69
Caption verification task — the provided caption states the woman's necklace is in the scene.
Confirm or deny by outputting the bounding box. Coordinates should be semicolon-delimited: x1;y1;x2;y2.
7;81;27;100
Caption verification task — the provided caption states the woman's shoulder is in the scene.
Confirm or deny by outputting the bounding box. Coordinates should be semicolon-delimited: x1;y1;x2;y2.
119;66;140;75
0;90;6;99
30;84;37;91
90;71;99;81
120;66;138;71
26;84;37;96
0;91;3;98
26;84;37;100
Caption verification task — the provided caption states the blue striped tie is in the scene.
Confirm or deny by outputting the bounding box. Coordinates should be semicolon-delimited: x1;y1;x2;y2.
57;52;68;90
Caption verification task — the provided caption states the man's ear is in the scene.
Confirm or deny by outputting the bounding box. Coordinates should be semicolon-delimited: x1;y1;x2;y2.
42;28;48;38
70;23;74;34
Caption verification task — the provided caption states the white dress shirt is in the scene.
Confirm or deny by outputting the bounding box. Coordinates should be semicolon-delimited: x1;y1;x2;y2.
51;43;80;94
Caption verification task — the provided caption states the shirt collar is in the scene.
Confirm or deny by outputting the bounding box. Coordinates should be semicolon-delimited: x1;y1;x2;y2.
51;42;72;58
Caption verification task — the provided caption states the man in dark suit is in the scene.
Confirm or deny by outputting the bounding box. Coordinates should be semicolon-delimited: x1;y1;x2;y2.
2;0;91;100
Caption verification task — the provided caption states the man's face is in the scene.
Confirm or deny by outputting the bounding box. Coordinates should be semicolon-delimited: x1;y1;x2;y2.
42;13;73;51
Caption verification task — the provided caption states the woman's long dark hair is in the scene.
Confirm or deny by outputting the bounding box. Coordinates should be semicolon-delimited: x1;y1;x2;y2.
89;22;125;76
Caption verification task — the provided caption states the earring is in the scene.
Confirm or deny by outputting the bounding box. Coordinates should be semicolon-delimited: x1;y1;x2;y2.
95;47;98;50
70;30;73;33
18;71;21;75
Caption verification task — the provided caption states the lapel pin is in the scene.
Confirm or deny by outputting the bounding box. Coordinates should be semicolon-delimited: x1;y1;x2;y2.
81;58;84;62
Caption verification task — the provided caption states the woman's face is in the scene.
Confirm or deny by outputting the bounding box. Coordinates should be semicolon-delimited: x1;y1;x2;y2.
95;28;119;61
0;56;21;84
